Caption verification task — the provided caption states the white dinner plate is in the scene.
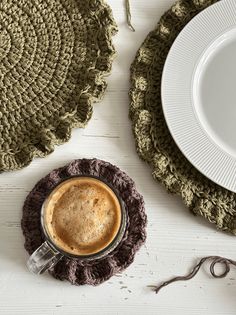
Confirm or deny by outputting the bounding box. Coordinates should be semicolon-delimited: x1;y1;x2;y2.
162;0;236;192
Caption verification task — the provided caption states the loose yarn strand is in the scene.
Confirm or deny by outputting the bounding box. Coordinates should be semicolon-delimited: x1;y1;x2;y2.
153;256;236;294
125;0;135;32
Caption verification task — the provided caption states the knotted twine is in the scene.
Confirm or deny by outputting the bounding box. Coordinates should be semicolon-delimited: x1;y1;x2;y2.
152;256;236;294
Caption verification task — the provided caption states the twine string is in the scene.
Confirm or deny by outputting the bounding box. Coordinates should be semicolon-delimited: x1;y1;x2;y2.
153;256;236;294
125;0;135;32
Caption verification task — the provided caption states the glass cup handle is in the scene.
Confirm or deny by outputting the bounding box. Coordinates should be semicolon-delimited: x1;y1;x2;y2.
27;242;63;275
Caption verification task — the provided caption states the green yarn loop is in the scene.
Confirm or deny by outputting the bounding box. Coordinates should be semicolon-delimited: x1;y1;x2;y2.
126;0;135;32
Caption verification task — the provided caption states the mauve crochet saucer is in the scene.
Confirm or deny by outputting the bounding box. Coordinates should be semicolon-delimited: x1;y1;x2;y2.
22;159;147;285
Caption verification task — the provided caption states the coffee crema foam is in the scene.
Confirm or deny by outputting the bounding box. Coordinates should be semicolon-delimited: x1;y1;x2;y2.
44;177;122;256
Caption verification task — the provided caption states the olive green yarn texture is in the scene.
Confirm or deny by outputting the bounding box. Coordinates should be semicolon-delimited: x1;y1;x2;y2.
0;0;117;171
129;0;236;235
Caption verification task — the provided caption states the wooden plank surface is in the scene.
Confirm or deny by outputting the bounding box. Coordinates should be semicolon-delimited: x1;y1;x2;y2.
1;1;236;314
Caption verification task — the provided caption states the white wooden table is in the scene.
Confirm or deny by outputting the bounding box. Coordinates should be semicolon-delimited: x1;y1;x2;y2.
1;1;236;314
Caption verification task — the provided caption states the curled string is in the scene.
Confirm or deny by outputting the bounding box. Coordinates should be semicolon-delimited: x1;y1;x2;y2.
152;256;236;294
125;0;135;32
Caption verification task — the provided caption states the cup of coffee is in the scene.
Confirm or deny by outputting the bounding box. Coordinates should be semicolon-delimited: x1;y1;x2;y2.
27;176;126;274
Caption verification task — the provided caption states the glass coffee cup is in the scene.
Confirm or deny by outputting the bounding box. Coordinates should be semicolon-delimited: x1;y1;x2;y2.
27;175;127;274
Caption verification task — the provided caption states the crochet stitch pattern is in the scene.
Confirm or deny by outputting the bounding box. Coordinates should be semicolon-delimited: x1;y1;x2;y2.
0;0;117;171
129;0;236;235
22;159;147;285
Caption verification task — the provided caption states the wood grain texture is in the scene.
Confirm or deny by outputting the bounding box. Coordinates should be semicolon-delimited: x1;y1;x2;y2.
1;1;236;314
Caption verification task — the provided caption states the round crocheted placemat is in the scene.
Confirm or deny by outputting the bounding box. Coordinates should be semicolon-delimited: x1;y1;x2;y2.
21;159;147;285
129;0;236;235
0;0;117;172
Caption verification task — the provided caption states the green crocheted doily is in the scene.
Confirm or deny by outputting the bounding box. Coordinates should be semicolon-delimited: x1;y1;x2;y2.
0;0;117;171
130;0;236;235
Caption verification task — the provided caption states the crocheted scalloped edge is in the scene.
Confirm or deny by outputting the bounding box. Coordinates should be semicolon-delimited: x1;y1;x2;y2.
1;0;117;172
130;0;236;235
21;159;147;285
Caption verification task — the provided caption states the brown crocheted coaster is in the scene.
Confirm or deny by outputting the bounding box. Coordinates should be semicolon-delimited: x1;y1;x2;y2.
22;159;147;285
